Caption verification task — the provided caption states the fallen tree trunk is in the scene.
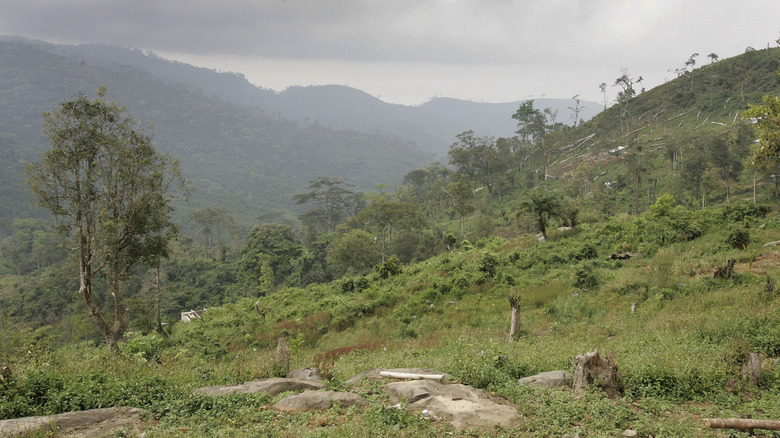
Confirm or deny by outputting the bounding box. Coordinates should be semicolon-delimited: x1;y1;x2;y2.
379;371;445;381
704;418;780;430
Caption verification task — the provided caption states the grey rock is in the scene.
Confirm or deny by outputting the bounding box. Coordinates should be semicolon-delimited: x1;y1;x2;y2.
287;367;324;381
386;380;520;430
0;407;152;438
518;370;573;389
194;377;324;396
273;390;368;411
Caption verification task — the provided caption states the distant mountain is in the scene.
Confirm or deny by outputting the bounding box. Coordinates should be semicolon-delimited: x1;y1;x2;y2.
0;38;433;231
34;39;600;157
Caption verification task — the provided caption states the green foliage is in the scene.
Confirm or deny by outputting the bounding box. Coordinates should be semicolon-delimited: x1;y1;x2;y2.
375;255;403;279
238;223;302;291
120;332;168;362
572;264;599;290
721;203;771;222
478;252;499;278
724;226;751;250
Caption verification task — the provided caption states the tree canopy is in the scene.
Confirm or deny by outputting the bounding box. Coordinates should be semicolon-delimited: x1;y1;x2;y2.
26;88;185;351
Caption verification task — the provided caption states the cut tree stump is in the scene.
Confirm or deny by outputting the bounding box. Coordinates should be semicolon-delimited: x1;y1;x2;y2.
572;350;622;397
741;353;762;385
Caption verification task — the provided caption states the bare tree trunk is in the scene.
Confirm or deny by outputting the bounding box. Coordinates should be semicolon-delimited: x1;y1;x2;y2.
509;306;522;341
704;418;780;431
155;260;164;335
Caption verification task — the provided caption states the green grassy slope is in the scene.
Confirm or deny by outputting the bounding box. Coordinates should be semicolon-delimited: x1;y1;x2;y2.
3;201;780;437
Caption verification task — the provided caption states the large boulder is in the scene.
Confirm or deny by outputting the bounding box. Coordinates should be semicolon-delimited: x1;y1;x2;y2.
194;377;324;396
347;368;450;383
518;370;573;389
272;390;368;412
386;380;520;430
0;407;153;437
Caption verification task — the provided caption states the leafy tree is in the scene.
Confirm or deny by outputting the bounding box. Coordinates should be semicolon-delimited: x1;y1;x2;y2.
347;197;425;263
445;175;475;238
26;88;185;352
518;190;561;241
293;177;355;233
189;207;237;259
511;101;558;180
512;100;548;145
238;223;302;292
708;52;719;64
745;91;780;166
327;229;379;274
447;131;508;194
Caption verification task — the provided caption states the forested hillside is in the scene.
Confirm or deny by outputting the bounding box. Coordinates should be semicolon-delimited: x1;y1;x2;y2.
27;37;600;157
0;39;432;233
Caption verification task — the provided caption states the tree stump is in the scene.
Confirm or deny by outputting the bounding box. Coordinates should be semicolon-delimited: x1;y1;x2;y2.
713;259;736;279
741;353;762;385
275;337;290;377
572;350;622;397
765;277;775;293
508;294;522;341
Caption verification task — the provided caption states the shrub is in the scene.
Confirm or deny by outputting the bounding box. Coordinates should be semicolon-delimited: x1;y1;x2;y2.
376;255;402;279
573;264;599;290
724;226;750;250
478;252;499;278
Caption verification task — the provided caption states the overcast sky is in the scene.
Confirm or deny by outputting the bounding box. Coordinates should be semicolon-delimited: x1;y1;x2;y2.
1;0;778;105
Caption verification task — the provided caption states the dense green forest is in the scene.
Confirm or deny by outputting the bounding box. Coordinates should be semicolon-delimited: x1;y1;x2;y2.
1;43;780;436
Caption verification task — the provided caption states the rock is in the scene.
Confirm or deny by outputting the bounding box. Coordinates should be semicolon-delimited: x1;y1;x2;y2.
287;367;323;381
386;380;520;430
194;377;324;396
623;429;638;437
347;368;450;383
0;407;153;438
272;390;368;412
518;370;573;389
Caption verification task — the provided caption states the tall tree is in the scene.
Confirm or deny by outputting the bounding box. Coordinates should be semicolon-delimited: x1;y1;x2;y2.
293;177;354;233
613;70;636;133
26;88;185;352
445;175;475;238
512;101;556;180
238;223;302;292
189;207;236;259
347;197;425;263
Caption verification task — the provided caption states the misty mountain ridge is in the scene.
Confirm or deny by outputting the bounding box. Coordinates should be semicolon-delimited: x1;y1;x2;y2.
13;37;600;157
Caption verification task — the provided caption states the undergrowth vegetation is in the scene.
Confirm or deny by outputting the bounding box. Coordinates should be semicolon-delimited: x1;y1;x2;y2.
3;199;780;436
